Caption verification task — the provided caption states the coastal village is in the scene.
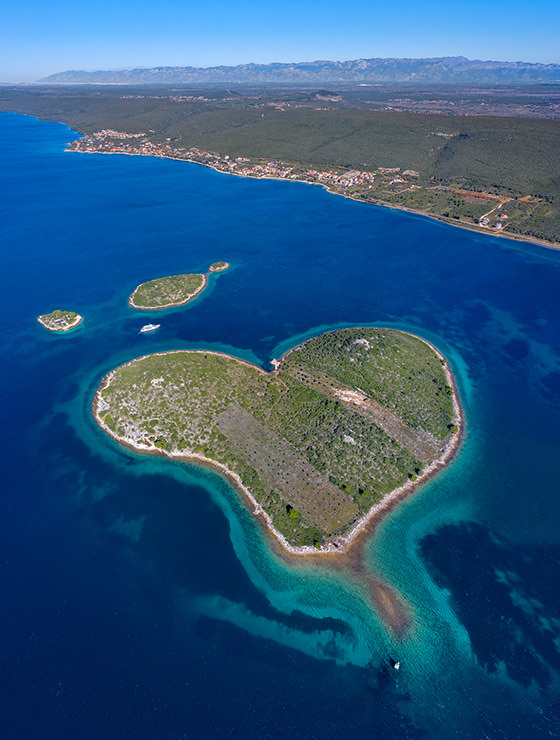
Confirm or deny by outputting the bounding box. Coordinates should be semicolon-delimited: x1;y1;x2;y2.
67;130;540;235
68;129;391;190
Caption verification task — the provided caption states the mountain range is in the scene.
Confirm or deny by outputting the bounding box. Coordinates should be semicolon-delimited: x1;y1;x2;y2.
40;56;560;85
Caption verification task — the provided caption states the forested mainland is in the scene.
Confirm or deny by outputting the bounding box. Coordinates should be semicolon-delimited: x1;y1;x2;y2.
2;83;560;246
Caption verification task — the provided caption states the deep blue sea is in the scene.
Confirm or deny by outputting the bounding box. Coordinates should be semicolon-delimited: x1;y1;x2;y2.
2;112;560;739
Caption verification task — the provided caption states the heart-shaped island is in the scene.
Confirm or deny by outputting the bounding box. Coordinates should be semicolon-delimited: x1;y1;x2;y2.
94;328;461;553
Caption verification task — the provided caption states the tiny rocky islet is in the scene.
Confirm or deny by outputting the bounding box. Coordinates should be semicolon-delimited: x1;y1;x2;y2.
37;309;83;332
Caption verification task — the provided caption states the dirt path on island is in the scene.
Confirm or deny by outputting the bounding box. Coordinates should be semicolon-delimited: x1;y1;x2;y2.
283;363;441;463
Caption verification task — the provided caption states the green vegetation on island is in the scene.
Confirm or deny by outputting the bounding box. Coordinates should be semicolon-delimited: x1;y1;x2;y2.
37;309;83;332
130;262;229;309
94;328;460;549
130;272;207;310
209;261;230;272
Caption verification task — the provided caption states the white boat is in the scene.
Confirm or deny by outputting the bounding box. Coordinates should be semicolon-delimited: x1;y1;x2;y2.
140;323;161;333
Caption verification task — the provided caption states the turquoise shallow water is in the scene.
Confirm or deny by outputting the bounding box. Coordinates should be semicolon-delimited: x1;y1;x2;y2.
1;112;560;739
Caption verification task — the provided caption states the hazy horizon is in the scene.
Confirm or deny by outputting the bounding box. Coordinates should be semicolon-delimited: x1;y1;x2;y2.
2;0;559;83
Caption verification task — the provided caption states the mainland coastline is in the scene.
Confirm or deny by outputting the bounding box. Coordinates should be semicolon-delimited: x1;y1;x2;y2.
67;133;560;253
93;332;463;558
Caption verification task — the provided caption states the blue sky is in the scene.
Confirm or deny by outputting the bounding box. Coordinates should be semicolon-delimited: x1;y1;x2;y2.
2;0;560;82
